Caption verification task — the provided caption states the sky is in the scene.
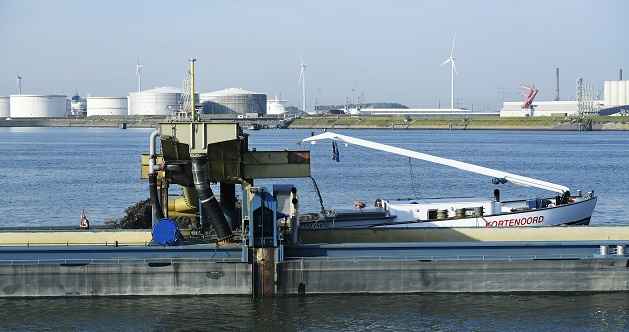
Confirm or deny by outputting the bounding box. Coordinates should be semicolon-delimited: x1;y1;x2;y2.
1;0;628;112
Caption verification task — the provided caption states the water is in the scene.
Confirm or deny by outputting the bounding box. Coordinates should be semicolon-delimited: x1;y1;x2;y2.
1;294;628;331
1;127;628;330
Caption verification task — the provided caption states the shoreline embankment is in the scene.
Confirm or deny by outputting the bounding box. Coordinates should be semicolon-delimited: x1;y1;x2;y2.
2;115;629;130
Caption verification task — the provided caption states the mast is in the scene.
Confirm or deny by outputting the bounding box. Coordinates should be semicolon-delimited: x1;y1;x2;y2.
190;58;196;120
300;131;569;193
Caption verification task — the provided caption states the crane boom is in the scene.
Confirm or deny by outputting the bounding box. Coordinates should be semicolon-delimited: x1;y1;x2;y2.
520;84;538;109
300;131;569;193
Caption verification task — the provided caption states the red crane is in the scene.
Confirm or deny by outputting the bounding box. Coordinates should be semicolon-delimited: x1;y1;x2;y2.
520;84;538;109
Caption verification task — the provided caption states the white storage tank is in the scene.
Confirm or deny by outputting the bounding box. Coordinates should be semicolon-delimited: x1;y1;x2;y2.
604;81;611;106
610;81;619;106
87;97;128;116
200;87;267;115
619;81;627;106
9;94;67;118
128;87;181;116
0;96;9;118
604;80;629;106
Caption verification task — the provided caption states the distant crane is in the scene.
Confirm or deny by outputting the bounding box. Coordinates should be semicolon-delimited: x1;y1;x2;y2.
351;76;360;105
520;84;538;110
315;75;324;112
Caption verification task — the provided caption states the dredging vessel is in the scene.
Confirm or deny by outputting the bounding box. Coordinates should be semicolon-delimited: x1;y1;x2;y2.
0;60;627;297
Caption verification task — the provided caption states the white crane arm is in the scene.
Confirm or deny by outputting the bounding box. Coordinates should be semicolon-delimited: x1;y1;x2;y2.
300;131;569;193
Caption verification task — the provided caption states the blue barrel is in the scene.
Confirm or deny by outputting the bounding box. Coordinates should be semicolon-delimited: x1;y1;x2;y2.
152;218;180;246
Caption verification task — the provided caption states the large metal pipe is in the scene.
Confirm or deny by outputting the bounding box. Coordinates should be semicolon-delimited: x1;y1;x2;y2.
148;130;165;221
290;187;300;243
219;182;238;230
191;156;233;241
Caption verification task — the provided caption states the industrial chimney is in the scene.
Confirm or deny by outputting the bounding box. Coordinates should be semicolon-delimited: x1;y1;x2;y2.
620;69;623;81
555;68;560;101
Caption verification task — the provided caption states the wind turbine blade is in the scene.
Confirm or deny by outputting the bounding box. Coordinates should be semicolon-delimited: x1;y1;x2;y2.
451;33;456;57
452;60;457;74
440;58;451;67
298;67;304;86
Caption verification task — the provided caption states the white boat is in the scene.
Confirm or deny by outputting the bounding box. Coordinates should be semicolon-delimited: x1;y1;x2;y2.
70;91;86;116
298;131;597;229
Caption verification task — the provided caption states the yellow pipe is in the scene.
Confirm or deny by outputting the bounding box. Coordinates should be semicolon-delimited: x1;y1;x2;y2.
167;186;199;216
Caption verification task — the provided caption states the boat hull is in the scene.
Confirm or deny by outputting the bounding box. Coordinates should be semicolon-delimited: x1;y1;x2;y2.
299;196;597;229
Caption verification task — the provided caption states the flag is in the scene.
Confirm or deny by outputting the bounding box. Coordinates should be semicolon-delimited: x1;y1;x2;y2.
332;141;340;162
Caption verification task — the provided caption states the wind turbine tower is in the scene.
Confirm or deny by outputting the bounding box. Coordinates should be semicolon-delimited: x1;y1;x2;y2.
299;57;307;113
440;34;457;109
135;58;143;92
16;72;22;95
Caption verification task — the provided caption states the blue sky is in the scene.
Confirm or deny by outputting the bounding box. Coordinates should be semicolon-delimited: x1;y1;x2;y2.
1;0;627;111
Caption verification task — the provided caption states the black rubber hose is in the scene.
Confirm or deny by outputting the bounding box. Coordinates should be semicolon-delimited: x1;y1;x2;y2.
191;156;233;241
149;173;165;220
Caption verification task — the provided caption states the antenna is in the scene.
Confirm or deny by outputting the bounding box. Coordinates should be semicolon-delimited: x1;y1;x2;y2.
298;55;307;113
16;71;22;95
135;58;143;92
439;33;457;109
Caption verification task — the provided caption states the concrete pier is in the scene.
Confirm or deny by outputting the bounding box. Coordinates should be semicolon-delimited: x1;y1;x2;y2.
0;231;628;297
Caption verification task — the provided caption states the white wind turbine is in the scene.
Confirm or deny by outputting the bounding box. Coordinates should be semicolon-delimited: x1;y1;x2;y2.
440;34;457;109
16;71;22;95
135;58;143;92
298;56;307;113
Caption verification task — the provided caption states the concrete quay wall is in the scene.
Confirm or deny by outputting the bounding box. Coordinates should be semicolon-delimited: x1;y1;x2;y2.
277;258;629;294
0;261;252;297
1;256;627;297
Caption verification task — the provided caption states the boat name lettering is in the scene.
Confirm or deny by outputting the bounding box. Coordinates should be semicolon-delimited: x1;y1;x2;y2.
485;216;544;227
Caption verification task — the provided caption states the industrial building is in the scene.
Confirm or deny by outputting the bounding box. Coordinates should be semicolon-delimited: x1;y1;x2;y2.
87;97;128;116
500;76;628;117
355;108;499;117
200;88;266;115
9;94;67;118
128;87;182;116
0;96;9;118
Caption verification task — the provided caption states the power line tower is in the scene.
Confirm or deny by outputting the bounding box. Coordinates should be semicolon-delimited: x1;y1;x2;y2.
180;70;192;118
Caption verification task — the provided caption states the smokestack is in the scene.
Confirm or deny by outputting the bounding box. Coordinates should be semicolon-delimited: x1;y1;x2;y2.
555;68;560;101
620;69;623;81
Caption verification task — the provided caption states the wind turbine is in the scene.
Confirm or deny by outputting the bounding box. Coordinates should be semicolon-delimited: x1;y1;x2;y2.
16;71;22;95
298;56;307;113
440;34;457;109
135;58;143;92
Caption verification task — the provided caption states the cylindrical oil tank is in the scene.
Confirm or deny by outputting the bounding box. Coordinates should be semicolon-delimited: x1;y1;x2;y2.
610;81;619;106
9;94;67;118
200;88;267;115
617;81;627;105
604;81;611;106
128;87;181;116
0;96;10;118
87;97;128;116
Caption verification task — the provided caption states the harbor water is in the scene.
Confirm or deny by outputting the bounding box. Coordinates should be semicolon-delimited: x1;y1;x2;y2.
1;127;627;226
0;127;628;330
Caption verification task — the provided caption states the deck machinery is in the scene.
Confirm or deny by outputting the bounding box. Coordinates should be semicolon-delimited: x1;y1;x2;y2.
141;121;310;295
